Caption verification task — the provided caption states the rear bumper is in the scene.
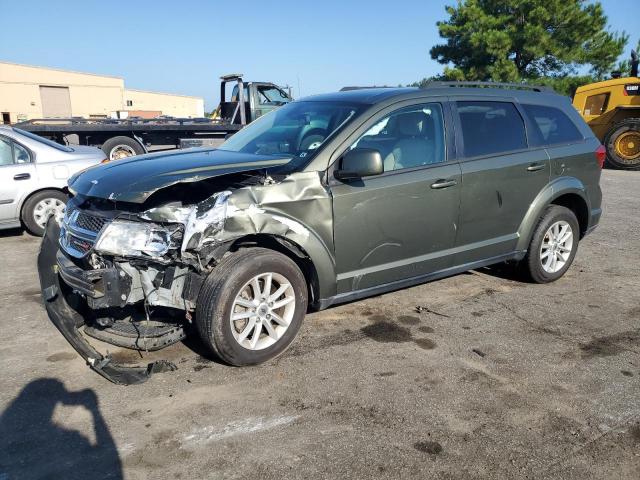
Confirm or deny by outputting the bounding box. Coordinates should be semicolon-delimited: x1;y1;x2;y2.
38;219;176;385
585;207;602;236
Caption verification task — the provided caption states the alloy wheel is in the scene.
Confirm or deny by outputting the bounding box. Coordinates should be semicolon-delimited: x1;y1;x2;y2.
229;272;296;350
539;220;574;273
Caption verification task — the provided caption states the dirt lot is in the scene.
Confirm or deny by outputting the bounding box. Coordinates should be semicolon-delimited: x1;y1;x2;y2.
0;170;638;480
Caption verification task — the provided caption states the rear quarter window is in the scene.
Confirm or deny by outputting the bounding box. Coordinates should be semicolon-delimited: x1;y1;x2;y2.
522;104;584;146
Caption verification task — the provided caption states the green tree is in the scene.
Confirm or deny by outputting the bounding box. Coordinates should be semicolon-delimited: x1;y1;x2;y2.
428;0;628;83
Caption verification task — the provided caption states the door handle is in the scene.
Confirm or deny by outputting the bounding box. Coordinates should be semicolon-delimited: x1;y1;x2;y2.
13;173;31;181
431;179;457;189
526;163;545;172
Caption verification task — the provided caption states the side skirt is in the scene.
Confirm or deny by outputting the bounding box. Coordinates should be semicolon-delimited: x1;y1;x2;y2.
317;250;526;310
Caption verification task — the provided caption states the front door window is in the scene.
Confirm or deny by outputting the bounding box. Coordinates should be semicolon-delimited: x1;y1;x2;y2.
350;103;446;171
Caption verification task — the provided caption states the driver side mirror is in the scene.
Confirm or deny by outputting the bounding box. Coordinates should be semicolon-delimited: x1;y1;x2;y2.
335;148;383;180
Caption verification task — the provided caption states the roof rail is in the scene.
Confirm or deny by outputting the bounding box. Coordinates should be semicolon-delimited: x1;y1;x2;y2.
340;86;395;91
426;81;554;93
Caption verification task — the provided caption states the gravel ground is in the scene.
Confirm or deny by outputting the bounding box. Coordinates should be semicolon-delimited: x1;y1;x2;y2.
0;169;638;480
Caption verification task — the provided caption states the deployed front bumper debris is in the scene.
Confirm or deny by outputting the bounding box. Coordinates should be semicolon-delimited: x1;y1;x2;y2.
37;219;177;385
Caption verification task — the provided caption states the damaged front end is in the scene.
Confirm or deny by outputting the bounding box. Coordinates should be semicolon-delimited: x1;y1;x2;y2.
38;219;178;385
38;188;239;385
38;156;334;385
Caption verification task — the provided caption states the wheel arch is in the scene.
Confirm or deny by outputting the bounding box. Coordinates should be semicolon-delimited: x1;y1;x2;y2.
227;233;326;311
608;108;640;127
516;178;591;251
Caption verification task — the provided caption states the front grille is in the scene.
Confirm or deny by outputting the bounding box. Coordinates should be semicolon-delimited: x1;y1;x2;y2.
60;209;110;258
75;212;108;233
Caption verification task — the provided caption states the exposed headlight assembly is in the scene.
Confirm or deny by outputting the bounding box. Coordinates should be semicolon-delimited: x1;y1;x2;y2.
94;220;173;257
140;190;232;253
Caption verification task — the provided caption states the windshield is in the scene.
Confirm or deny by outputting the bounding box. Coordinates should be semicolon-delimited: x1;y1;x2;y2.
256;85;290;105
219;101;363;170
13;128;74;152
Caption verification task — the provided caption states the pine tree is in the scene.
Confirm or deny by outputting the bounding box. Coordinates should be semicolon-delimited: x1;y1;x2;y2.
428;0;628;83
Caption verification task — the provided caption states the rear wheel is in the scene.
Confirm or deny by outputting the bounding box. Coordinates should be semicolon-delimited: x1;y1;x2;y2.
604;118;640;170
195;248;308;365
522;205;580;283
21;189;67;236
102;136;145;161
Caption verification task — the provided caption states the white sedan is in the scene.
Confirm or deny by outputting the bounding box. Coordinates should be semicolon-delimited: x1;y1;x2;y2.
0;126;106;236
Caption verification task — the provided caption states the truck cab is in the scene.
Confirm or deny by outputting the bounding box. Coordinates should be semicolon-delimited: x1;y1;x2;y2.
214;74;292;125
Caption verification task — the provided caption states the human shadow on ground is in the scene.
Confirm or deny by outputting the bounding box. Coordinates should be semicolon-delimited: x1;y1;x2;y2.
0;378;123;480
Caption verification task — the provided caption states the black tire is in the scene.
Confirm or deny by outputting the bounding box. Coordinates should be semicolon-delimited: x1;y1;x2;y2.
21;189;67;236
522;205;580;283
603;118;640;170
195;248;308;366
101;136;145;160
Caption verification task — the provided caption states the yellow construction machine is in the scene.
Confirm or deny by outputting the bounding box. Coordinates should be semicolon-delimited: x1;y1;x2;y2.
573;51;640;169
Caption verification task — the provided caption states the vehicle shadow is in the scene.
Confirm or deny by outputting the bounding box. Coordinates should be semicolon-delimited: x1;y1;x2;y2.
0;227;26;238
0;378;123;480
474;262;531;283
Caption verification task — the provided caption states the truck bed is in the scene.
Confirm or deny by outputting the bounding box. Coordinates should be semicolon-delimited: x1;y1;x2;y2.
14;117;243;134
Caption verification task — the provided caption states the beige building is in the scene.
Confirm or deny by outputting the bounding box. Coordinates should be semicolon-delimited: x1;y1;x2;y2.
0;61;204;123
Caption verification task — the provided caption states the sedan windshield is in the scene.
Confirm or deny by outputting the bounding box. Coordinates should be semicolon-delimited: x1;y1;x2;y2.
218;101;362;170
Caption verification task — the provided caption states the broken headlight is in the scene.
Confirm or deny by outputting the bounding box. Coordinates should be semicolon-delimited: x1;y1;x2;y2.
140;190;232;252
94;220;173;257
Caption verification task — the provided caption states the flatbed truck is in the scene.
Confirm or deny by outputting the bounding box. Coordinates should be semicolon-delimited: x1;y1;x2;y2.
15;74;292;160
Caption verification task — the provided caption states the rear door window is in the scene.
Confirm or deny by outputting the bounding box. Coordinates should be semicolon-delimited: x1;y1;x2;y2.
0;136;31;166
0;137;12;166
456;101;527;158
521;104;584;146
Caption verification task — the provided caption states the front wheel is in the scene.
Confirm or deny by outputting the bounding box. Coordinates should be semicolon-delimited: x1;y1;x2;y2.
195;248;308;365
522;205;580;283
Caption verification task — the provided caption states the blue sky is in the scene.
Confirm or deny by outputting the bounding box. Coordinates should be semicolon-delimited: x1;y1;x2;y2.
0;0;637;110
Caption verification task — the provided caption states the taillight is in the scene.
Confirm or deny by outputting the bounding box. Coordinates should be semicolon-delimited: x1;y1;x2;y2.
595;145;606;168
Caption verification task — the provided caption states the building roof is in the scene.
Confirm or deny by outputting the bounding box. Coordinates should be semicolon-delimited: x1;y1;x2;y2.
124;88;203;100
0;60;123;80
0;61;203;101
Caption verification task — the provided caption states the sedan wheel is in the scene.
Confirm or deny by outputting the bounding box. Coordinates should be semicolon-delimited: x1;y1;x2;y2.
22;189;68;236
33;197;66;230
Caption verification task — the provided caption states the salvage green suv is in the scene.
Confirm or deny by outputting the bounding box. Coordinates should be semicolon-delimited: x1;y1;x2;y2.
38;84;603;384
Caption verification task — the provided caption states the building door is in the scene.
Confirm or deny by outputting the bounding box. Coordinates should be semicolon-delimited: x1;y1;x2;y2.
1;113;10;124
39;86;72;118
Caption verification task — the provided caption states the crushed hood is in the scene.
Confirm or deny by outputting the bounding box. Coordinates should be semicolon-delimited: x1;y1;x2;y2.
68;148;291;203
